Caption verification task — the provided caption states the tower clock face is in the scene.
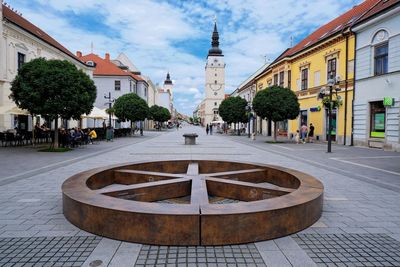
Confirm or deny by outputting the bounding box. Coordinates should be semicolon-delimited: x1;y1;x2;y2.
210;83;222;91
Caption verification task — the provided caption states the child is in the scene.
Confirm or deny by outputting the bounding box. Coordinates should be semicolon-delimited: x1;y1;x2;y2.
295;130;300;144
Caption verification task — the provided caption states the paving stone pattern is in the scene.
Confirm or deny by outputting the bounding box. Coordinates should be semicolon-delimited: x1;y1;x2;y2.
293;233;400;266
0;236;101;267
135;243;266;267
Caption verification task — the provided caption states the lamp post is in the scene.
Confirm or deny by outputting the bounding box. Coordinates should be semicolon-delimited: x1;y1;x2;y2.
104;92;115;128
319;74;341;153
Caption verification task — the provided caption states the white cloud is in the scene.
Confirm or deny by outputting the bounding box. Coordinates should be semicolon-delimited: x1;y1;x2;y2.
7;0;362;115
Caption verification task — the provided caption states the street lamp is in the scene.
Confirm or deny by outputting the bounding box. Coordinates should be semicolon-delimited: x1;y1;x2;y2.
246;103;252;138
318;74;341;153
104;92;115;128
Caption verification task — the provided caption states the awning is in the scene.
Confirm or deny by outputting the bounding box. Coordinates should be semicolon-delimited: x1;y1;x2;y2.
82;107;108;120
6;107;30;115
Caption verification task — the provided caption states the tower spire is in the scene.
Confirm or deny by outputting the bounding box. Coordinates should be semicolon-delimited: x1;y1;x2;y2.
164;72;172;85
208;18;223;57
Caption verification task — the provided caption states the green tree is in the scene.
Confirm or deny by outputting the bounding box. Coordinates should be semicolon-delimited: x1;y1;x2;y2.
253;86;300;141
149;105;171;130
113;93;149;132
219;96;248;135
10;58;96;148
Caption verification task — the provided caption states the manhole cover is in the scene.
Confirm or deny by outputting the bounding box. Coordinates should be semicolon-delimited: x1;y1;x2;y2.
89;260;103;267
62;160;323;245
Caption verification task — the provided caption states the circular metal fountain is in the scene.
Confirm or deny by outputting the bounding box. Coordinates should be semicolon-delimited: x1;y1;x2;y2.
62;160;323;245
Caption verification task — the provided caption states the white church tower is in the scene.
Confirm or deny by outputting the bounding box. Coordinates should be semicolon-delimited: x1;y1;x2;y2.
203;21;225;126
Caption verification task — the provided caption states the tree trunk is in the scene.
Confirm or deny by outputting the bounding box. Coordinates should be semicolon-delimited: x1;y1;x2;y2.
54;117;59;149
130;121;133;136
273;121;277;142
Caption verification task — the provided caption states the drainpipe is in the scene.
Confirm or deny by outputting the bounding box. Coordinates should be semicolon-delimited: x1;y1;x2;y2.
344;33;349;146
351;32;357;146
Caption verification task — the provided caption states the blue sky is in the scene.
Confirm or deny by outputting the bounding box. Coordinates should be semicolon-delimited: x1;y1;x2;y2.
7;0;362;115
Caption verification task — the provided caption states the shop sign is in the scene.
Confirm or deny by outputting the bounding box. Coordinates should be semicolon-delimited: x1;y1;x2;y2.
383;97;394;107
310;106;321;112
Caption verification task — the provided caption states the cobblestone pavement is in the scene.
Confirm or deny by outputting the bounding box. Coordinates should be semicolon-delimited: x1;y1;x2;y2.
0;125;399;266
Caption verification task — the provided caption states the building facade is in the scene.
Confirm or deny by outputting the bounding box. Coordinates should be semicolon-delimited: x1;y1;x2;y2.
0;3;93;131
353;0;400;151
157;73;174;119
253;0;379;144
201;22;225;126
78;52;143;128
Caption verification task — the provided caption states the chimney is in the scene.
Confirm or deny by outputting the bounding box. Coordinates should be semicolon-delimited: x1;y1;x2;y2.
76;51;82;58
105;53;110;61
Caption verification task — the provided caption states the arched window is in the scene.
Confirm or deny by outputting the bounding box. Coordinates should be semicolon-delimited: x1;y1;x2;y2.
372;30;389;45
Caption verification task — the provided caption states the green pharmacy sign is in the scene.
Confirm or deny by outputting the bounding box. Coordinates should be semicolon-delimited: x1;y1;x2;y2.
383;97;394;107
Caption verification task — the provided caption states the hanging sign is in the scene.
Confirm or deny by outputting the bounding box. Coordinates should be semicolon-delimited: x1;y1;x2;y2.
383;97;394;107
310;106;321;112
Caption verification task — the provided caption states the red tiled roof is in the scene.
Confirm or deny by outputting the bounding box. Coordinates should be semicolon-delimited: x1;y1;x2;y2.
79;53;140;81
354;0;400;25
282;0;381;59
2;4;85;64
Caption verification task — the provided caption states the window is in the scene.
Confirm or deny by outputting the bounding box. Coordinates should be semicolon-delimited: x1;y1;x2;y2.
214;80;217;84
301;69;308;90
370;101;385;138
288;70;291;89
327;58;336;80
115;80;121;91
144;88;147;97
374;43;388;75
17;52;25;70
129;81;132;92
279;71;284;87
273;74;278;86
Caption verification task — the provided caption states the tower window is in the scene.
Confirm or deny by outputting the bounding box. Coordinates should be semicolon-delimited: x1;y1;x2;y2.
215;80;217;84
214;102;217;106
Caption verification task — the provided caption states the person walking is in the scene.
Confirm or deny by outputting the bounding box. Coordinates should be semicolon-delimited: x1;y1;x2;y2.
210;124;213;135
206;124;209;135
308;123;315;143
300;123;308;144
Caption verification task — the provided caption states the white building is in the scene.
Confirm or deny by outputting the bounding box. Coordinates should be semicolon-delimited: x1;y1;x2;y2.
353;1;400;151
0;2;93;131
201;22;225;126
157;73;174;117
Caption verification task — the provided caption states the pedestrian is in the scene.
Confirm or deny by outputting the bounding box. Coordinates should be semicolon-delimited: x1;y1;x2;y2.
308;123;315;143
176;122;180;131
300;123;308;144
295;130;300;144
210;124;213;135
206;124;209;135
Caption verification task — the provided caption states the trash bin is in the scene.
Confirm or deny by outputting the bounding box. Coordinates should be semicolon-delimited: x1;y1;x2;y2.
106;127;114;141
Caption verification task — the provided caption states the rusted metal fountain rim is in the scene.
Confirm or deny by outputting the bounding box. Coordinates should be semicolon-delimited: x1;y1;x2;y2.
62;160;324;245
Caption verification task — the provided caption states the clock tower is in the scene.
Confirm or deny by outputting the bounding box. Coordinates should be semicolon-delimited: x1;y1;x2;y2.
204;21;225;126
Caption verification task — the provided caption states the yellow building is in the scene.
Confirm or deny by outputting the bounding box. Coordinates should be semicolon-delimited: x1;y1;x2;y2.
254;0;378;144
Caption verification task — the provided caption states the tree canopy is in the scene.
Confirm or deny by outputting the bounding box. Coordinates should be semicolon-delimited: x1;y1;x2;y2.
113;93;149;123
149;105;171;123
10;58;96;120
253;86;300;141
10;58;97;147
219;96;248;124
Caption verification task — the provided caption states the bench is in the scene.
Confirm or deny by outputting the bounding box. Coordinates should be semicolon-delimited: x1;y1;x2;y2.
183;133;198;145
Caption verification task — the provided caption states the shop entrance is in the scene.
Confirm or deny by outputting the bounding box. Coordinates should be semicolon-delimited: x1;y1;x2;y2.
299;110;308;129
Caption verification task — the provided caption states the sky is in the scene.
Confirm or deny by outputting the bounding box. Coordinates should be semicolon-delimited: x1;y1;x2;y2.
7;0;363;116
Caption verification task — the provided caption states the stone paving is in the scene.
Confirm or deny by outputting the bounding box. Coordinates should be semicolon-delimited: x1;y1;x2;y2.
0;125;399;266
